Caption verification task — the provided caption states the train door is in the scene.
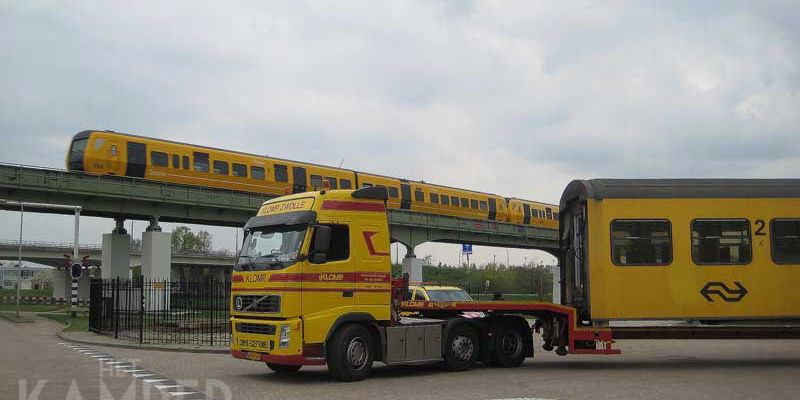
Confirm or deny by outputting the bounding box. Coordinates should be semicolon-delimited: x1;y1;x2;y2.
559;200;589;318
125;141;146;178
522;203;532;224
488;198;498;220
400;182;411;210
292;166;307;193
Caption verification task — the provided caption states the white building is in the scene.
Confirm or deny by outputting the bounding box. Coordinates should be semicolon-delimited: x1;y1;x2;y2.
0;260;55;290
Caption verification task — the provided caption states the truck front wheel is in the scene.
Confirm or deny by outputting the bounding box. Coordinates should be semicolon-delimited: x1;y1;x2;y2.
266;363;301;374
327;324;374;381
443;324;479;371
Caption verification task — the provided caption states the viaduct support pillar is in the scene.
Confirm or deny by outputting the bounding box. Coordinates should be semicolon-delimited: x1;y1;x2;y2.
101;219;130;280
401;245;423;284
549;264;561;304
52;268;68;301
141;218;171;281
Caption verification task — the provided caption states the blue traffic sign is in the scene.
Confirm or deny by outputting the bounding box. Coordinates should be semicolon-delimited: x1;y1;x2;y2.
70;263;83;279
462;244;473;255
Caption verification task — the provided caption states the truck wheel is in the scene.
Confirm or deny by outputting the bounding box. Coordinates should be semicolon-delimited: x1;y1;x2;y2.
491;323;527;367
327;324;374;382
266;363;301;374
444;324;479;371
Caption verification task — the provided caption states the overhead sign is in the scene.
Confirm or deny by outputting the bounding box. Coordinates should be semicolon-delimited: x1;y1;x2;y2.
70;263;83;279
462;244;472;255
257;197;314;217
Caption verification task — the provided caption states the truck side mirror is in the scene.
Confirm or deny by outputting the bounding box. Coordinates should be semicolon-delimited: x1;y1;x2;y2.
311;225;332;263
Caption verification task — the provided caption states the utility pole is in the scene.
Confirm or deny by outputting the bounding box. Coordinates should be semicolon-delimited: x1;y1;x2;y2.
16;203;22;319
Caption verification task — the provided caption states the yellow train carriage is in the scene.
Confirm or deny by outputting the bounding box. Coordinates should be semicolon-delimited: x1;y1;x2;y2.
559;179;800;322
67;130;357;196
356;172;508;222
507;198;559;229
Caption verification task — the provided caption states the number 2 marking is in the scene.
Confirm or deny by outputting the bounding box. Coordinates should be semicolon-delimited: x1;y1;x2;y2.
755;220;766;236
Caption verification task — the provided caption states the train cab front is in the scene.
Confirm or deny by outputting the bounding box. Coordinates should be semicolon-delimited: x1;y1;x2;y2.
230;196;321;366
67;130;92;171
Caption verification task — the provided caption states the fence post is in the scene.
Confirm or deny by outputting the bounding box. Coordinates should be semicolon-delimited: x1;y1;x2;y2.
113;277;119;339
139;276;144;344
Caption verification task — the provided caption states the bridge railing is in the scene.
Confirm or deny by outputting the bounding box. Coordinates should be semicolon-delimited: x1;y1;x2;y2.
0;239;236;258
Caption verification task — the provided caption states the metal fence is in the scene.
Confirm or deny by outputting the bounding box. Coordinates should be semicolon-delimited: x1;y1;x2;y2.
89;277;230;346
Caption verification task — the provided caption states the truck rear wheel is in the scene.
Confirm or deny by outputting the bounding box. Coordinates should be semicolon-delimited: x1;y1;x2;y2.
491;322;527;367
266;363;302;374
327;324;374;382
443;324;479;371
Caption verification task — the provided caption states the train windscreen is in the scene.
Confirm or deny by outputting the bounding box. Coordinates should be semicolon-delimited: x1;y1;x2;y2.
68;138;88;171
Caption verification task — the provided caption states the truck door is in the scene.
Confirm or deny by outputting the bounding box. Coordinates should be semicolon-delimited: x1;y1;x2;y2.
292;166;307;193
125;141;146;178
560;201;589;318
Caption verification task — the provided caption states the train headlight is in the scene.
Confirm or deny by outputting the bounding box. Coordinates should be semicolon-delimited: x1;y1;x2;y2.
279;325;291;348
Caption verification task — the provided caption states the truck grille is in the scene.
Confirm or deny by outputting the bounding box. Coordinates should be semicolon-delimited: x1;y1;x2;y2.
234;295;280;313
237;323;276;335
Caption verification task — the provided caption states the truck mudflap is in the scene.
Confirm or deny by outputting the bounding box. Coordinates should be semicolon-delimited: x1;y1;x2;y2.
231;349;326;366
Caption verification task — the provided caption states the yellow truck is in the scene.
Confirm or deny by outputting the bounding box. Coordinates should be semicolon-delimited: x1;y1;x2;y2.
229;186;619;381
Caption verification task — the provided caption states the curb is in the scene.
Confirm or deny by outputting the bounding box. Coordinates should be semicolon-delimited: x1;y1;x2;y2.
55;331;229;354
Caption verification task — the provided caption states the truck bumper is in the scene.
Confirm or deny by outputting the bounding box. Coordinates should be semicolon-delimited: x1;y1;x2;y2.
230;316;326;366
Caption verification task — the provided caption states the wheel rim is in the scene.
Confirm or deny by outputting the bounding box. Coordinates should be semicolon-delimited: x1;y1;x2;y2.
346;336;368;370
500;330;522;357
451;335;475;361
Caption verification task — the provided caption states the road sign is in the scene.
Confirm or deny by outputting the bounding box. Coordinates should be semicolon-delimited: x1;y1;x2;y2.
70;263;83;279
462;244;472;255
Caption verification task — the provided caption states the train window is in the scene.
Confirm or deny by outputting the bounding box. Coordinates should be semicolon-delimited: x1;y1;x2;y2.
691;219;751;265
340;179;352;189
213;161;229;175
325;177;338;189
470;199;478;209
441;195;450;206
274;164;288;182
546;208;553;219
251;166;265;180
554;212;559;220
460;198;469;208
415;189;424;202
430;193;439;204
479;201;487;211
310;175;323;188
771;219;800;264
232;163;247;177
387;187;399;198
451;196;460;207
182;156;189;170
151;151;168;167
172;154;179;169
362;182;374;188
611;220;672;266
193;152;209;172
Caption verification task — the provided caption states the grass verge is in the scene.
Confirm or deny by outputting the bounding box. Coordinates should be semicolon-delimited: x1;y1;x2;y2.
0;303;67;312
38;312;89;332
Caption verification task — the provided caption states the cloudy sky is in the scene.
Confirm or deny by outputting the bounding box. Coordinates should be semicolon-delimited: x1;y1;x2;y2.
1;1;798;266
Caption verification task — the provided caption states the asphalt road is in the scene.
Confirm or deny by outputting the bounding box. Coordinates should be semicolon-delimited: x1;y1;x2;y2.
4;317;800;400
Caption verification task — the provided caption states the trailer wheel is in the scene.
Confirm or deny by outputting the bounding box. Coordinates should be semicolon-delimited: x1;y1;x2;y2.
444;324;479;371
327;324;374;382
266;363;301;374
491;323;527;367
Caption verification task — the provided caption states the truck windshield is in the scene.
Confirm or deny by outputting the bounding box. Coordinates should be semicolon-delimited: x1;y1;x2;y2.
235;224;306;271
426;290;473;301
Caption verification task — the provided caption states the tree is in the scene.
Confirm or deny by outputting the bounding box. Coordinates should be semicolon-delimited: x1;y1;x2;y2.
171;226;213;253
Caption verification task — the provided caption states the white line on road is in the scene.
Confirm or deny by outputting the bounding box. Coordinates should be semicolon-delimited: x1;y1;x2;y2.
143;379;169;383
133;373;158;378
167;392;199;397
155;385;183;390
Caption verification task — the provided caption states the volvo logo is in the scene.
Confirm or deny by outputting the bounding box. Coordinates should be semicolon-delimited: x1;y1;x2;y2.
235;296;243;310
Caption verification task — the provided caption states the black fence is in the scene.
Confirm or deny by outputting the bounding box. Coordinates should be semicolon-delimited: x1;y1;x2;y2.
89;277;230;346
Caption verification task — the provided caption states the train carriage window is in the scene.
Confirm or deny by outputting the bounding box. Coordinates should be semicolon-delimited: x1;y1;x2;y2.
310;174;323;188
251;166;265;180
232;163;247;178
470;199;478;209
387;187;399;198
554;212;559;220
325;177;338;189
274;164;288;182
213;161;229;175
415;189;424;202
771;219;800;264
460;198;469;208
441;195;450;206
479;201;488;211
546;208;553;219
182;156;189;170
151;151;168;167
691;219;751;265
430;193;439;204
611;220;672;266
451;196;460;207
193;152;209;172
340;179;352;189
172;154;180;169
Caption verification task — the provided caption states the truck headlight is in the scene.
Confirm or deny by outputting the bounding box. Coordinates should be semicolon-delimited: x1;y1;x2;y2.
279;325;291;348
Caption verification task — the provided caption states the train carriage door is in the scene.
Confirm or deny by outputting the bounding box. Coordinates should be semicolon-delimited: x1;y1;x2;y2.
125;141;146;178
522;203;532;224
292;166;307;193
488;198;498;220
400;182;411;210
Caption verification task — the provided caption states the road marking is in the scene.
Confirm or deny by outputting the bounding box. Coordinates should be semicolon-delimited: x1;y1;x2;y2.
155;385;183;390
489;398;559;400
143;378;169;383
133;373;158;378
167;391;199;396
